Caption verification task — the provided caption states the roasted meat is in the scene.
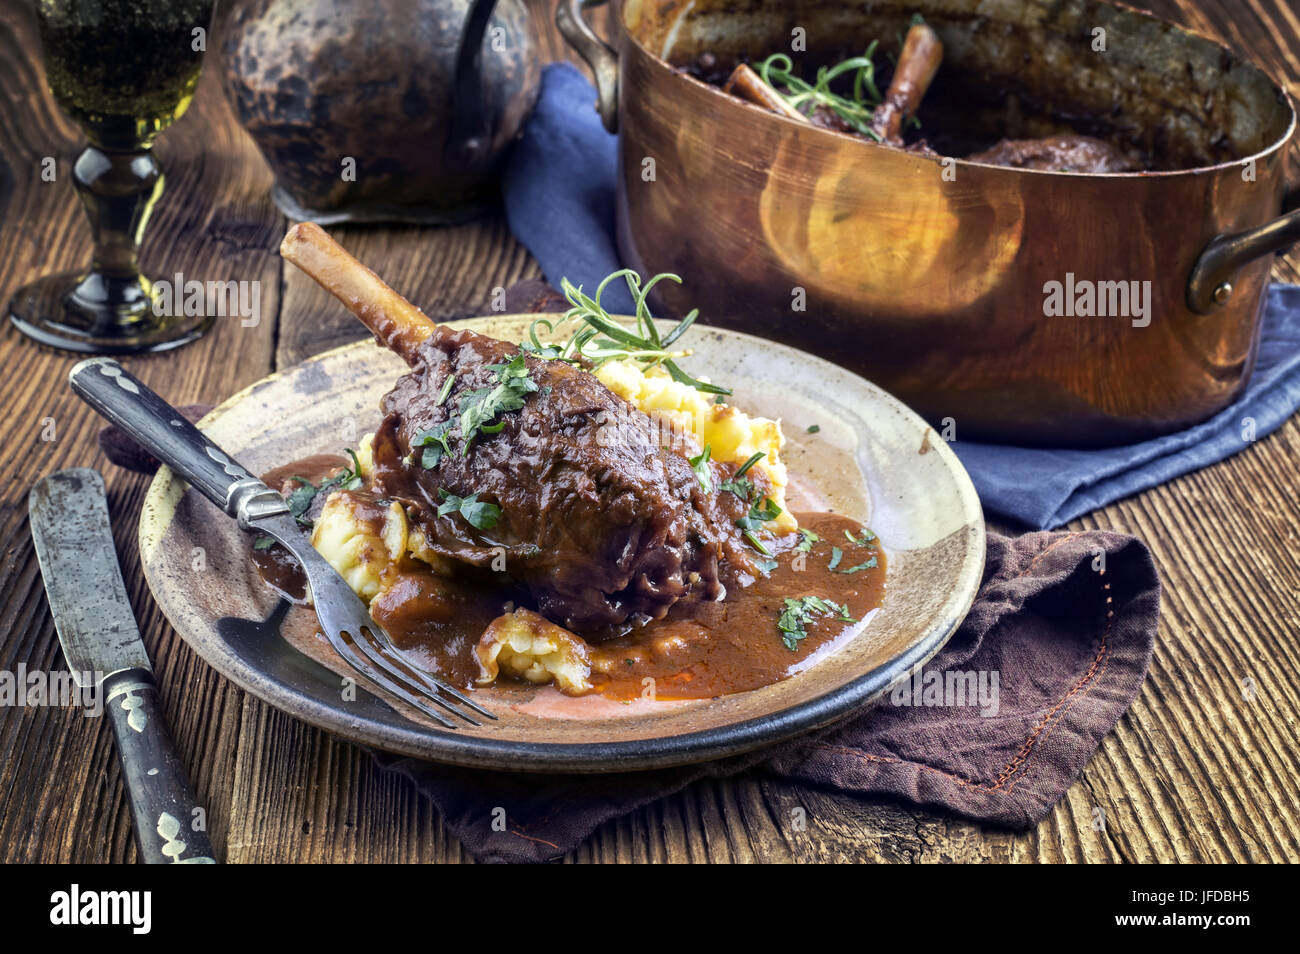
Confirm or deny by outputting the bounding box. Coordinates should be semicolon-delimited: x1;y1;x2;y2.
369;324;759;632
280;223;761;635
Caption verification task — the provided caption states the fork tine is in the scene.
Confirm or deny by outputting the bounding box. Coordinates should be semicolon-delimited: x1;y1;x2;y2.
321;629;461;730
283;526;495;727
348;627;483;726
360;626;498;720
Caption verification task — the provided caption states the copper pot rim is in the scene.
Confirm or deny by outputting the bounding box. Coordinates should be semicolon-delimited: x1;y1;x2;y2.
614;0;1299;180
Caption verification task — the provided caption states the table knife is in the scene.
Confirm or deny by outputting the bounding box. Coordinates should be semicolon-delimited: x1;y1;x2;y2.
29;467;216;864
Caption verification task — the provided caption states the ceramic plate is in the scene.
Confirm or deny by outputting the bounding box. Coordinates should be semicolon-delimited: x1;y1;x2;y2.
138;316;984;772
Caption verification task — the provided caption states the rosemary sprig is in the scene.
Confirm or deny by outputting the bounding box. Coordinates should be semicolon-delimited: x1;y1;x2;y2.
524;270;731;396
758;44;885;140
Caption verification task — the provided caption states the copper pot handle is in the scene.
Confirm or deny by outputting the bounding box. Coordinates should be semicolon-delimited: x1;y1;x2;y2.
1188;189;1300;313
556;0;619;133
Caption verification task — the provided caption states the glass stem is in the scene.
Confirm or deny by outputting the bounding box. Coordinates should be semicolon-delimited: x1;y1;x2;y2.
72;145;163;280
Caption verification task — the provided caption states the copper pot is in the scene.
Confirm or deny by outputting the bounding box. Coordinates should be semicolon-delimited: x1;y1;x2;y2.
558;0;1300;446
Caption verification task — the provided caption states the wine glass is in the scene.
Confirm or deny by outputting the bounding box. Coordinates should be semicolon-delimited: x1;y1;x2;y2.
9;0;217;354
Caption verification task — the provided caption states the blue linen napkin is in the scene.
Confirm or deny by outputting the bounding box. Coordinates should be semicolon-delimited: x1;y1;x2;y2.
503;63;1300;529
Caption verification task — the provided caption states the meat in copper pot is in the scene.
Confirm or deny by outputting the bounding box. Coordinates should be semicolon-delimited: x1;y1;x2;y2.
968;135;1142;173
703;20;1145;174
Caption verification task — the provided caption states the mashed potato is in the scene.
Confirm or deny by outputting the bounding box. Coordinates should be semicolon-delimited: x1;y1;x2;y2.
310;492;407;601
475;608;592;694
593;361;794;533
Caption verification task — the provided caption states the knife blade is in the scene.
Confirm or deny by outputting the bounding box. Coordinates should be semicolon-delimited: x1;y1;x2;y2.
29;467;151;681
29;467;216;864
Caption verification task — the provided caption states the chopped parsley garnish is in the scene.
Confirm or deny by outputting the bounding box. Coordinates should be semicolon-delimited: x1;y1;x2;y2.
413;354;538;468
828;546;843;571
737;496;782;556
777;596;856;651
756;557;779;575
285;477;319;522
720;451;766;500
719;475;753;500
689;445;714;494
806;424;820;434
733;451;765;480
724;452;779;556
838;557;879;574
458;353;539;454
435;373;456;406
836;526;878;572
254;451;364;550
283;450;364;526
412;421;455;469
796;529;820;552
437;489;502;531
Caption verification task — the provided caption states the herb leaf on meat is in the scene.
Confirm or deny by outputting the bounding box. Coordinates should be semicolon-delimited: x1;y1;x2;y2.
413;354;538;467
435;373;456;406
688;444;714;494
459;353;539;454
412;421;455;469
720;451;766;500
737;496;783;556
437;489;502;531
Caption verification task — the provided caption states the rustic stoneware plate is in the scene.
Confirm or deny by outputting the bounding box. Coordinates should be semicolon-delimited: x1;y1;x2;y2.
139;315;985;772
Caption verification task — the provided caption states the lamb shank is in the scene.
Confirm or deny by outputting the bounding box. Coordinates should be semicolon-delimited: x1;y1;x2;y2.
280;223;761;634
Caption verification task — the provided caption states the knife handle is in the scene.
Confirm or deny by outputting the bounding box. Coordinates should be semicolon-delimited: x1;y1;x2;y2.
103;668;217;864
69;358;288;527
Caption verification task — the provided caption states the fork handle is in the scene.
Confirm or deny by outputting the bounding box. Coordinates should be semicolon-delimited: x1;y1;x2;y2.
69;358;285;523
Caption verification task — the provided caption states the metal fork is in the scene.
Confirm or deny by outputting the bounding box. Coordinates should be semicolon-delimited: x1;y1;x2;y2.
69;357;495;730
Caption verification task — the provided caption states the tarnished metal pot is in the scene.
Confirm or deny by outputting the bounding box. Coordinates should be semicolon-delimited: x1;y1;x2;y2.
559;0;1299;446
224;0;539;224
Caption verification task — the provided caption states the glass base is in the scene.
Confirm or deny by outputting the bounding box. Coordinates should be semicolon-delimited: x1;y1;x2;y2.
8;270;213;354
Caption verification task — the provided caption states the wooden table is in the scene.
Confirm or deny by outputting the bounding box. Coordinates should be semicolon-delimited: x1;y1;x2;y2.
1;0;1297;864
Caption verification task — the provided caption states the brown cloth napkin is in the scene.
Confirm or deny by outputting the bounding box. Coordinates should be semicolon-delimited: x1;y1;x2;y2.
376;528;1160;863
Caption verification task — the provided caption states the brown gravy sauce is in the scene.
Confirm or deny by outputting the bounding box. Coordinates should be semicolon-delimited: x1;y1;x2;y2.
252;457;886;701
